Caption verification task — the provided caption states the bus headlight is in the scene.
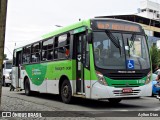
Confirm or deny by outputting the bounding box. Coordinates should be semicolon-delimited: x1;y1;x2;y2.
96;71;108;86
145;71;151;84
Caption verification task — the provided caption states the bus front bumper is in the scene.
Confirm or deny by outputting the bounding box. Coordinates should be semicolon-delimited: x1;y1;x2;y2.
91;81;152;99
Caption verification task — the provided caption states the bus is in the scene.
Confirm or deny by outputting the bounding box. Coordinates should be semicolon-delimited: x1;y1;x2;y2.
12;18;152;104
2;60;12;86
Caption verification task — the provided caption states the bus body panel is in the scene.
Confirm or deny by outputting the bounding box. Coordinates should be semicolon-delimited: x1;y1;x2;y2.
20;60;76;94
12;67;18;88
84;68;91;98
24;60;74;86
91;80;152;99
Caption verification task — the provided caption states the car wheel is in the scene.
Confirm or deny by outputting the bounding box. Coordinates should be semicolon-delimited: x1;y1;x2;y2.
60;80;72;104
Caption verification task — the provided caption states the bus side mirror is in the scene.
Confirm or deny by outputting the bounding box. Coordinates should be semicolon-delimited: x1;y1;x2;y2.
87;33;93;44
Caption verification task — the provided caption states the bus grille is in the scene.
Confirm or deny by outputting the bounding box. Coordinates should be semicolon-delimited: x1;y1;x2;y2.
111;84;139;88
108;73;144;80
113;89;141;96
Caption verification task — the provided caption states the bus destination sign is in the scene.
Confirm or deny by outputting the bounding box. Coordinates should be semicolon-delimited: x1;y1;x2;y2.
96;21;141;32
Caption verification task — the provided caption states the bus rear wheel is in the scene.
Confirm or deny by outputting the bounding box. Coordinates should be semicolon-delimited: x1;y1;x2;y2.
24;78;32;96
108;98;122;104
60;80;72;104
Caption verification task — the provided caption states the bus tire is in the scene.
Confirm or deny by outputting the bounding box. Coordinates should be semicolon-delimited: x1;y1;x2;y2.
24;78;32;96
108;98;122;104
60;79;72;104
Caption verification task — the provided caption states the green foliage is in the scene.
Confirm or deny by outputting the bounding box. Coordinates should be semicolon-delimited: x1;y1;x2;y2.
4;54;8;60
150;45;159;72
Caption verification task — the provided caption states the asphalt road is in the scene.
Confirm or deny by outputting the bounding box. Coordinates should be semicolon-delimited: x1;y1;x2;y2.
1;86;160;119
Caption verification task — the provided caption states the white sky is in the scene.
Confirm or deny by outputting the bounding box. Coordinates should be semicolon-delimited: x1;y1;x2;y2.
4;0;160;59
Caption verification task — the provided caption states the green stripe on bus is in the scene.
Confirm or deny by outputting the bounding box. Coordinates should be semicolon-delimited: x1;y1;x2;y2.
25;60;76;86
73;27;86;34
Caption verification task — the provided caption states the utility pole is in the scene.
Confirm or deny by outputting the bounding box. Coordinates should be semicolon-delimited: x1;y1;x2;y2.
0;0;8;105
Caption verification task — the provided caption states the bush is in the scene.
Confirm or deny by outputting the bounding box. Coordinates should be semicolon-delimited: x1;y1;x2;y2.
150;45;159;72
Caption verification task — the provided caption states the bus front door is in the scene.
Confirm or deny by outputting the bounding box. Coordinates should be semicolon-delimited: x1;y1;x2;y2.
75;33;87;94
12;50;22;88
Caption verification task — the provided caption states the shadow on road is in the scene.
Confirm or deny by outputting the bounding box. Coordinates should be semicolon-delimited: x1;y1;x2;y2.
17;92;146;109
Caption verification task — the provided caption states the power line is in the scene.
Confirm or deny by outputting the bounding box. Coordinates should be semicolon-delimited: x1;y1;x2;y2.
5;47;13;56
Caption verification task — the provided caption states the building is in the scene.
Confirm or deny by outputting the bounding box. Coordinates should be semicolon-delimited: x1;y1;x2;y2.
138;0;160;20
96;0;160;48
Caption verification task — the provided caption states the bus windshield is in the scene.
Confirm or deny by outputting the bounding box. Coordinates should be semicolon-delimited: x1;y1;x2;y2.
93;31;150;70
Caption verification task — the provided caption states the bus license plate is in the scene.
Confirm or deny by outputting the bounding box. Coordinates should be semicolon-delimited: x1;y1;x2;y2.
122;88;132;93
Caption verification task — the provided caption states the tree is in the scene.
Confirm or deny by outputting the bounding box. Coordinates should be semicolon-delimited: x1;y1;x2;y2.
4;54;8;60
150;45;159;72
0;0;8;105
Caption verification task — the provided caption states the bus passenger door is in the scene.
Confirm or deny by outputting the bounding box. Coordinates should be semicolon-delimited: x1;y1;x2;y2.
12;50;22;88
74;32;90;95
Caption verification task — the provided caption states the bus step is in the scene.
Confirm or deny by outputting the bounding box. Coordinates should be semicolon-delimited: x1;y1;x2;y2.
74;93;85;98
77;92;85;95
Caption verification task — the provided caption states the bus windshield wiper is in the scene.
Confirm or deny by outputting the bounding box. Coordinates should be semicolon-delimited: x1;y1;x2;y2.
127;38;130;57
129;33;136;48
105;30;120;48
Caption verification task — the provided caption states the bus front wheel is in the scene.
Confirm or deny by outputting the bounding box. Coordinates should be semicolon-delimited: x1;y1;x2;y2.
24;79;32;96
60;80;72;104
108;98;122;104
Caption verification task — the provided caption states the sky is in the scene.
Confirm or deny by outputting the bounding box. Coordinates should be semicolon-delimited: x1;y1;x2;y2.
4;0;160;59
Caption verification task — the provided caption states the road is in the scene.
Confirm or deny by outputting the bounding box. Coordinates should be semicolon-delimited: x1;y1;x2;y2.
1;86;160;119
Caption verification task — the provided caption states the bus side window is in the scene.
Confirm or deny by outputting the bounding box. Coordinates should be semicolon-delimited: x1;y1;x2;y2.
55;33;70;59
42;38;53;61
48;50;53;60
57;34;67;59
47;38;53;60
54;37;58;59
31;43;40;63
22;46;31;64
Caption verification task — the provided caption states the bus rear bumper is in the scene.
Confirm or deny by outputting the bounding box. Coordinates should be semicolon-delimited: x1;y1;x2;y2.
91;81;152;99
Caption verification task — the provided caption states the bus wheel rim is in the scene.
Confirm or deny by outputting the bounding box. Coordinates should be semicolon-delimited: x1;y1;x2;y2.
63;85;69;98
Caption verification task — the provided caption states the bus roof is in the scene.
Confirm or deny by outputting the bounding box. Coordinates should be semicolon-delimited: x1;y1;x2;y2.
14;18;142;50
14;19;91;50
